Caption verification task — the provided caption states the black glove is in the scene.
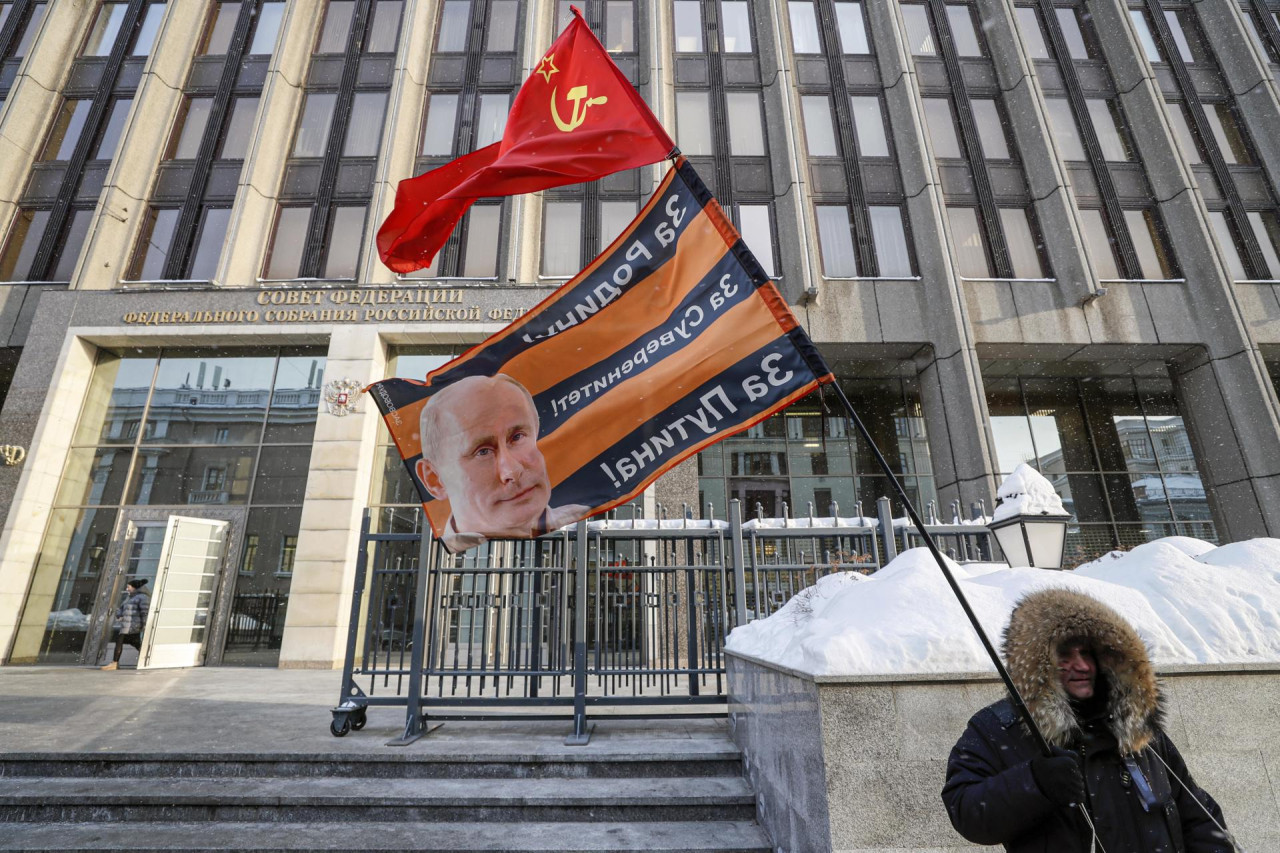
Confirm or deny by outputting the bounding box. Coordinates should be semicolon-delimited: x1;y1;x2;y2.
1030;749;1085;807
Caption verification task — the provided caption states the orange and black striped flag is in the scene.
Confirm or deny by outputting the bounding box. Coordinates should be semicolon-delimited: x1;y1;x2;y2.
367;159;834;552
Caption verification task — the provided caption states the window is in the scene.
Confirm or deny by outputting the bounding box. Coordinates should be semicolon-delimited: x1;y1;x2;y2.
1055;7;1096;60
1087;99;1132;161
601;201;637;248
0;209;49;281
922;97;962;158
674;0;703;52
189;208;231;280
1208;211;1247;280
317;0;355;53
1078;209;1119;278
240;534;260;574
816;205;857;277
1247;211;1280;278
83;3;127;56
789;1;821;53
292;93;337;157
488;1;519;51
999;208;1044;278
474;92;510;149
542;201;582;277
1045;97;1085;161
219;96;259;159
94;98;132;160
278;535;297;575
1014;7;1048;60
41;100;91;162
167;97;213;160
342;91;388;157
801;96;838;156
131;3;166;56
726;92;765;156
946;5;982;57
849;96;888;157
263;207;309;279
676;91;713;155
322;206;366;278
1163;10;1209;64
869;206;912;277
129;208;180;280
436;0;469;51
1123;209;1174;279
10;2;46;59
461;205;501;277
947;207;989;277
1204;104;1252;165
1130;10;1164;63
421;93;459;155
738;205;776;277
200;2;241;55
248;2;285;54
51;209;92;282
721;1;752;52
203;466;227;491
971;99;1009;160
902;5;936;55
605;1;633;52
365;0;403;53
1242;12;1278;64
1165;101;1201;164
835;2;870;54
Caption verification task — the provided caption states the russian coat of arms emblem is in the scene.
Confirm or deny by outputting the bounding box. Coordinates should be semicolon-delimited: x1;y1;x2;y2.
322;378;363;417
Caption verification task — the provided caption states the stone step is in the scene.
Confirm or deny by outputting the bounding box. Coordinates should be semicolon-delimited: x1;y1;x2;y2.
0;775;757;823
0;819;774;852
0;750;743;780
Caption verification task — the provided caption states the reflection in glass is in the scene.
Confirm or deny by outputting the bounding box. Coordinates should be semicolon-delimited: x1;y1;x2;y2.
947;207;989;277
201;2;241;55
1248;211;1280;279
51;210;93;282
264;353;324;443
292;93;338;157
189;207;231;280
132;3;166;56
1130;10;1163;63
220;97;260;159
249;2;285;54
75;353;157;446
222;507;301;665
264;207;310;279
421;93;459;156
169;97;214;160
251;445;312;504
1124;209;1174;279
902;5;935;55
869;206;911;277
674;0;702;51
94;98;133;160
83;2;127;56
816;205;856;277
11;2;46;59
1208;211;1246;281
1205;104;1252;165
127;446;256;505
323;206;367;278
0;209;48;282
55;447;133;506
1077;209;1119;279
42;100;91;161
1087;99;1131;161
721;1;751;52
605;1;634;52
1165;101;1201;164
145;352;274;444
999;208;1044;279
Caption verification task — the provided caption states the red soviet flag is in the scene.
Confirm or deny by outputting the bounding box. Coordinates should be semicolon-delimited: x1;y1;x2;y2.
377;6;675;273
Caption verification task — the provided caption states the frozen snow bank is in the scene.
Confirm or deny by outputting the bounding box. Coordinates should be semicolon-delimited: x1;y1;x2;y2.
724;537;1280;677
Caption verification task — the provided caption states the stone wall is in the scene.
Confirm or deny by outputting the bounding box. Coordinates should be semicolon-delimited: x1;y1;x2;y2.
728;652;1280;852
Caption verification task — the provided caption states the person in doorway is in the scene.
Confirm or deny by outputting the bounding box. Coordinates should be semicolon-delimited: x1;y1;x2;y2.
941;587;1232;852
416;374;587;551
101;578;149;671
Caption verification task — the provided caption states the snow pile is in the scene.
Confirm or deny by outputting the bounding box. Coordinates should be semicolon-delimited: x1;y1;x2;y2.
991;463;1069;522
725;537;1280;676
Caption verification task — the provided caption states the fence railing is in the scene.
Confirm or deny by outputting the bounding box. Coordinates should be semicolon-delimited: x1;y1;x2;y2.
331;498;998;744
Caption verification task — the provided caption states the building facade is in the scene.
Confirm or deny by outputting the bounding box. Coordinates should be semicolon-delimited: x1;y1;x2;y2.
1;0;1279;669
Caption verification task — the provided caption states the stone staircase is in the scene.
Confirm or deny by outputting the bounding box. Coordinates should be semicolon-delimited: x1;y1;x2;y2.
0;740;772;851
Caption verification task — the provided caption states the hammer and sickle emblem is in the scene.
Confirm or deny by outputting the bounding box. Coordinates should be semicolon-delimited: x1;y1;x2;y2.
551;85;608;132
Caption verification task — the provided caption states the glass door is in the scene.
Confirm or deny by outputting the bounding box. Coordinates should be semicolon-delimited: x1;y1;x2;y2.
137;516;230;669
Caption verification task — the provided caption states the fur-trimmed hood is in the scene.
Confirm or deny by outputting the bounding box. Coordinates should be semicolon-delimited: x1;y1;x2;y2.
1002;588;1161;755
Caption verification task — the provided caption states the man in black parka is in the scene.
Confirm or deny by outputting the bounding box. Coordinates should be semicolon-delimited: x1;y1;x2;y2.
941;588;1232;852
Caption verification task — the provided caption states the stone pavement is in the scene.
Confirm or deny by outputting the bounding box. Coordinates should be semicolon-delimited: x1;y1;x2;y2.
0;666;732;756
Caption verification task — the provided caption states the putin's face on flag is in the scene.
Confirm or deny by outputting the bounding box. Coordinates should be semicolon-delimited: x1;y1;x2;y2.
416;375;552;538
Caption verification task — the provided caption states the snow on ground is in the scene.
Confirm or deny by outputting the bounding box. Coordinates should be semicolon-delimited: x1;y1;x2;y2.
724;537;1280;677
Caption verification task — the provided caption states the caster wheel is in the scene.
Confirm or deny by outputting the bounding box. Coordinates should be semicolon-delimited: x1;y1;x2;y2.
351;711;367;731
330;716;351;737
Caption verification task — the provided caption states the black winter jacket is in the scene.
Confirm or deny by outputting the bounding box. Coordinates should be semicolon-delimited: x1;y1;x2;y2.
943;697;1230;852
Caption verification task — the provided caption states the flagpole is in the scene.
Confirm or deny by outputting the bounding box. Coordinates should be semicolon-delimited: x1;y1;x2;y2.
827;381;1054;757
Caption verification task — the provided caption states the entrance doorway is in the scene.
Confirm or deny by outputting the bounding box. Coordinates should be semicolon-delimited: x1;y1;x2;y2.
83;508;246;668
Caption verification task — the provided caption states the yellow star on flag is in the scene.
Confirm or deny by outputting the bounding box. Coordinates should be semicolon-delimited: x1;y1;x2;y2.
537;53;559;83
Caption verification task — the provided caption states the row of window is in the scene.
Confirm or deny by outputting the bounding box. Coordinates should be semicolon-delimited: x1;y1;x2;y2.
3;0;1280;286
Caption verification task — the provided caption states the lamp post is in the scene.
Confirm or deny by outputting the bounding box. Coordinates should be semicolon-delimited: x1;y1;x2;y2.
988;510;1071;569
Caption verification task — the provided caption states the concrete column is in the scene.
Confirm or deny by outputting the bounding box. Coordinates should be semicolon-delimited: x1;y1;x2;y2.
1093;0;1280;538
76;1;209;290
219;0;324;286
0;0;95;240
0;298;94;663
277;325;386;668
864;0;997;510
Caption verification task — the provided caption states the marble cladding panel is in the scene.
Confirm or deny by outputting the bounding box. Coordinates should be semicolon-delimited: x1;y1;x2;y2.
730;656;1279;853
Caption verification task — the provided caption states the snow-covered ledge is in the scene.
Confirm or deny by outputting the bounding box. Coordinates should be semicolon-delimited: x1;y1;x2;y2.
725;538;1280;853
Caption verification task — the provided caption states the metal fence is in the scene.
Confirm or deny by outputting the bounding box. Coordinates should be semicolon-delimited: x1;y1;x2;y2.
332;498;998;744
